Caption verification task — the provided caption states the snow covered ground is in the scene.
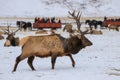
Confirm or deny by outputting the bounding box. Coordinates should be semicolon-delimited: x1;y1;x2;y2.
1;26;120;80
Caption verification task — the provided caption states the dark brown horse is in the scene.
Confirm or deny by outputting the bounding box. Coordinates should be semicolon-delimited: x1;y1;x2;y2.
85;20;103;29
16;21;32;31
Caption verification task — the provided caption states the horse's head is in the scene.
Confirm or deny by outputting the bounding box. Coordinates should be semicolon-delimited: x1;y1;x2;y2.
85;20;90;24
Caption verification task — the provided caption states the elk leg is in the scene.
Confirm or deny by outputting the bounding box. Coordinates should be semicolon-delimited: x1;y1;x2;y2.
12;55;22;72
27;56;35;71
51;55;57;69
67;54;75;68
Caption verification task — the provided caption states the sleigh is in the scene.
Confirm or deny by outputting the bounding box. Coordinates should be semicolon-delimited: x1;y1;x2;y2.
33;22;62;29
102;20;120;27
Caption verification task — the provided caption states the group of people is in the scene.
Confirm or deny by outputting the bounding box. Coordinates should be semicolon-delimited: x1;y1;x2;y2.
104;16;120;22
34;17;61;23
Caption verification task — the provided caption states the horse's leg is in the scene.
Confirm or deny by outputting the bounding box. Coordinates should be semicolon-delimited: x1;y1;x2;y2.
94;24;97;29
100;25;103;29
89;25;93;31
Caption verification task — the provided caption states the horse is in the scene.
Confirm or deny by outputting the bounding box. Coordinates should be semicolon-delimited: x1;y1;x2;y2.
16;21;32;31
85;20;103;29
26;22;32;31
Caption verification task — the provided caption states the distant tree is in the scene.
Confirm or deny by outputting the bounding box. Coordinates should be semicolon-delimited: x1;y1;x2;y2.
89;0;101;3
41;0;69;5
89;0;102;8
41;0;103;11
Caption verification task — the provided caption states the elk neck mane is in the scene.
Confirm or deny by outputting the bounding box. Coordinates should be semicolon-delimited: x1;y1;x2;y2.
60;35;83;54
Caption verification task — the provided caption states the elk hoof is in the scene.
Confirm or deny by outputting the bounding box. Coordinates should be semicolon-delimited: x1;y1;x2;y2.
32;69;36;71
72;63;75;68
51;67;54;70
12;70;16;73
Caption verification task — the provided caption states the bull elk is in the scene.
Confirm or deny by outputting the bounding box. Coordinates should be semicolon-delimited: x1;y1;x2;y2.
5;11;92;72
4;25;20;47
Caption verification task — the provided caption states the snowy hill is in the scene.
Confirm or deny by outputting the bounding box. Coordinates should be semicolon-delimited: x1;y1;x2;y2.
0;0;120;17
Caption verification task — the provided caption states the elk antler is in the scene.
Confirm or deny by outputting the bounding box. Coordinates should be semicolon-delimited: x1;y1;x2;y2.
68;10;84;35
5;24;20;35
5;24;11;35
12;28;20;35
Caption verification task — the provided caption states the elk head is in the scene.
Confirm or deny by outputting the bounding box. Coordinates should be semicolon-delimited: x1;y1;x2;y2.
4;25;20;47
68;10;92;47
